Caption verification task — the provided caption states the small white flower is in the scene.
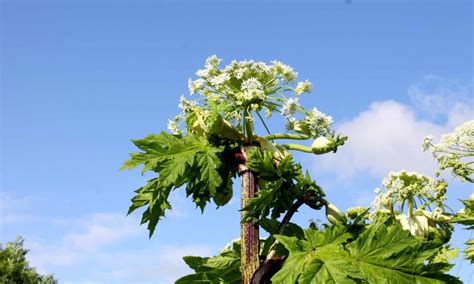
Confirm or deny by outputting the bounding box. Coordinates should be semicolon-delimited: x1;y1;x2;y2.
205;55;221;69
235;68;245;79
264;108;272;119
167;120;179;134
280;97;300;118
195;68;210;78
241;77;263;90
421;135;433;151
178;95;197;112
271;60;298;82
187;79;205;95
374;188;381;194
211;73;230;86
303;107;333;136
295;80;313;95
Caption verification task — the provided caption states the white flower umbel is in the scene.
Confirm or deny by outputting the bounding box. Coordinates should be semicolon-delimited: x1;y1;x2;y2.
188;78;205;95
271;60;298;83
205;54;221;69
280;97;300;118
171;56;341;144
303;107;333;137
295;80;312;96
372;170;451;237
423;120;474;182
167;119;180;135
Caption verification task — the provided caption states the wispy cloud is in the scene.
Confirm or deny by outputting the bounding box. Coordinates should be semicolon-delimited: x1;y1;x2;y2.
316;77;474;180
408;75;473;119
0;192;39;224
26;212;214;283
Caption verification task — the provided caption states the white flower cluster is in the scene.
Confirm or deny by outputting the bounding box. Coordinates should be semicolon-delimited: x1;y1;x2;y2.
294;80;312;96
372;170;448;212
372;170;451;237
440;120;474;150
171;55;331;138
167;119;180;135
178;95;197;112
271;60;298;82
280;97;300;118
303;108;333;136
236;77;266;105
188;55;299;104
284;107;333;137
422;119;474;182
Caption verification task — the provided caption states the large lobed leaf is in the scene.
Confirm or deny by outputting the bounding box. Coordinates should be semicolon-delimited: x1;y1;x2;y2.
272;225;361;283
272;220;461;283
121;132;227;237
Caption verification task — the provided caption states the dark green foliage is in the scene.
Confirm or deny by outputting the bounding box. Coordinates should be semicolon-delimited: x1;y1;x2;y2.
0;237;57;284
451;198;474;263
272;217;461;284
121;132;236;237
176;241;241;284
243;148;325;222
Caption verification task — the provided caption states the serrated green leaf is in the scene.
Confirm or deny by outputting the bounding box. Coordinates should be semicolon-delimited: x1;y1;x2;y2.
123;132;229;237
183;256;208;272
177;242;241;284
272;226;360;283
273;220;461;284
260;218;304;239
196;147;223;196
347;221;461;284
465;238;474;264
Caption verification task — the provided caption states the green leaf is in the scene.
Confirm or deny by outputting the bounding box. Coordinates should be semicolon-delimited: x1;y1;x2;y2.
127;178;172;238
272;220;461;284
176;241;241;284
243;149;325;222
348;221;461;284
272;225;360;283
465;238;474;264
123;132;228;237
196;146;223;196
260;218;304;239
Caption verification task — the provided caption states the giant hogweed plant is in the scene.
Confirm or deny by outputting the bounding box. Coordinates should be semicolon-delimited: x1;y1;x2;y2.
121;56;470;283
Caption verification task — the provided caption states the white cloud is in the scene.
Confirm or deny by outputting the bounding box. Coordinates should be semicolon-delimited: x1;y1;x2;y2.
63;213;139;251
316;99;473;179
408;75;473;118
27;213;141;268
26;212;214;283
90;244;213;283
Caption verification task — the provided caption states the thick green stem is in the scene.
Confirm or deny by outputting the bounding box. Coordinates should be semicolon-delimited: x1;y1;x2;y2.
282;143;313;153
241;169;259;284
244;109;254;140
265;133;311;141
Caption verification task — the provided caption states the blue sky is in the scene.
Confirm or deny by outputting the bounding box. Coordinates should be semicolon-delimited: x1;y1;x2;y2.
1;0;473;283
